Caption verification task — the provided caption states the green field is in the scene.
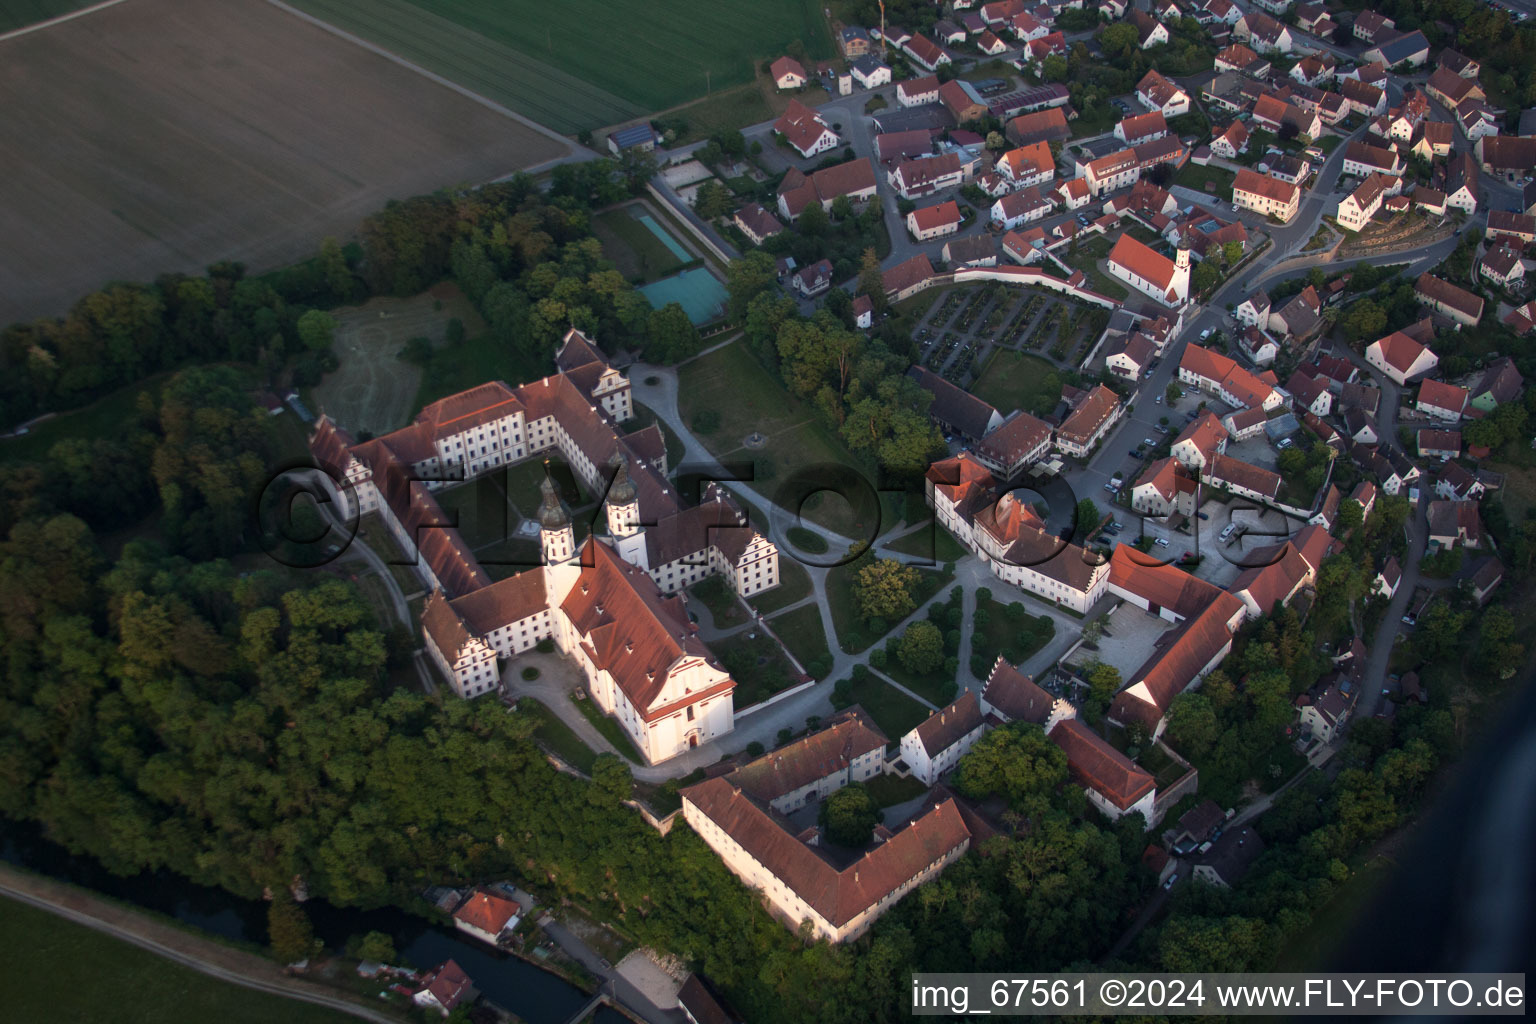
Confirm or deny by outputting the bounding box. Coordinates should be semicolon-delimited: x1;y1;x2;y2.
746;557;813;615
766;601;831;673
969;350;1063;417
0;894;354;1024
843;673;930;741
288;0;833;134
592;207;687;283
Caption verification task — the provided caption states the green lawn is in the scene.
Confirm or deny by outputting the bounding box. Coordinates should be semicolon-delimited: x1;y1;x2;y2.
688;576;749;629
969;349;1063;417
2;371;169;462
746;557;813;615
864;772;929;807
0;0;93;31
287;0;832;133
413;331;551;411
882;525;968;565
518;697;599;773
1174;161;1237;196
0;893;355;1024
712;626;805;704
786;526;828;554
971;595;1056;668
672;84;779;145
677;339;869;501
1077;261;1130;301
571;694;644;762
592;207;687;283
878;659;956;708
826;563;953;654
766;602;831;674
843;673;931;741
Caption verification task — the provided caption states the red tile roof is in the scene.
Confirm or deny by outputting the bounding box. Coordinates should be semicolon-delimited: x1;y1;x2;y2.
1415;273;1484;322
1108;234;1178;293
453;889;521;935
732;710;887;801
883;253;936;295
982;658;1056;724
1172;411;1228;461
1417;378;1468;415
682;777;971;926
1233;167;1299;206
1049;719;1155;811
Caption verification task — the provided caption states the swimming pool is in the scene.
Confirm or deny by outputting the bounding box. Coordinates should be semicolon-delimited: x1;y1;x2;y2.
636;213;692;262
638;267;728;325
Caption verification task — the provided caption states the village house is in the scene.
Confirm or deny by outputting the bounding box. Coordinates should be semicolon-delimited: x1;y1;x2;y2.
883;253;937;301
770;56;808;90
414;961;475;1017
907;200;964;241
773;100;839;158
1132;456;1199;516
944;233;998;268
1232;168;1300;222
1476;136;1536;182
1193;828;1265;887
1362;30;1429;69
991;187;1053;229
1136;69;1191;117
1239;11;1294;53
733;203;784;246
890;153;966;199
1366;329;1439;385
777;159;879;221
1179;345;1283;411
1335;173;1393;233
981;657;1073;728
1415;273;1484;327
1471;357;1524;414
897;75;942;107
452;889;522;946
1417;379;1469;421
850;55;893;89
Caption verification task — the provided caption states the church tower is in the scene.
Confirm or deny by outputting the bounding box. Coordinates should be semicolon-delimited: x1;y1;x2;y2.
605;452;649;570
1173;245;1191;304
538;463;575;565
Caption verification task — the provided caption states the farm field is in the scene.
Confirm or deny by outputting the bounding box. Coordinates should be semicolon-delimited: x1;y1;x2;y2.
0;0;566;325
288;0;834;134
0;0;92;32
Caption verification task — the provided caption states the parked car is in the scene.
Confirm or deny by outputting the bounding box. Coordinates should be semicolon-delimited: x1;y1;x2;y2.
1104;482;1117;492
1197;512;1209;520
1219;523;1237;542
1200;328;1211;340
1143;437;1156;447
1154;537;1170;548
1164;873;1179;890
1155;395;1162;404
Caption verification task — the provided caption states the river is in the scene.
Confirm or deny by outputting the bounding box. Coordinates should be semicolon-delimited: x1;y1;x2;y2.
0;819;627;1024
1329;675;1536;973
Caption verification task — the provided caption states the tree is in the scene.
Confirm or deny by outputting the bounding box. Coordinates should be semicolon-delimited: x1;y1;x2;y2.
853;558;920;621
821;783;879;846
1074;498;1101;534
1100;22;1139;59
296;309;337;351
319;236;354;302
1084;662;1121;713
1222;240;1244;266
357;931;396;963
1165;692;1219;757
951;722;1069;820
590;754;633;807
1343;300;1386;340
644;302;701;364
831;194;855;221
1335;497;1364;533
693;179;733;219
798;200;830;236
1165;382;1182;404
1041;54;1069;82
857;248;887;313
1477;606;1524;679
726;250;778;321
1191;260;1220;295
898;620;944;675
267;892;314;963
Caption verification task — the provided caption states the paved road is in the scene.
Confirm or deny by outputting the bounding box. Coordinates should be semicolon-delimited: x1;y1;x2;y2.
0;867;401;1024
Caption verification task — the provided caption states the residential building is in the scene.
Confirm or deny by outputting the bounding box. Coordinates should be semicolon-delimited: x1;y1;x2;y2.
1193;828;1265;887
1170;411;1228;470
1442;152;1480;214
1234;290;1270;327
1487;210;1536;246
1287;370;1332;417
1240;12;1294;53
777;159;879;220
1116;110;1169;146
607;124;658;155
840;26;872;57
1178;345;1283;411
1470;357;1523;414
773;100;839;158
733;203;784;246
1416;379;1469;421
791;259;834;298
1214;42;1268;75
1335;172;1392;232
1104;331;1157;380
1340;78;1387;118
1353;11;1395;43
974;410;1053;478
1126;9;1171;48
907;200;963;240
850;55;893;89
1006;107;1072;145
1481;247;1525;288
903;33;952;71
996;140;1057;186
1136;69;1191;116
990;186;1053;229
1132;456;1199;516
1342;140;1405;179
900;691;988;784
414;961;475;1017
897;75;942;107
907;366;1005;441
1375;556;1403;598
890;153;965;198
1210;120;1250;160
1054;383;1125;457
1415;273;1484;326
1232;168;1300;222
729;710;888;813
453;889;521;946
1476;135;1536;182
1365;329;1438;384
1417;428;1462;460
1363;30;1429;69
875;129;935;168
1205;452;1282;502
1427;499;1483;550
944;233;998;267
771;56;808;90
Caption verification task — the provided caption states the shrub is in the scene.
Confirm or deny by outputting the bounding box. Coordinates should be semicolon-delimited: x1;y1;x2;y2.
521;667;540;681
746;741;765;757
776;728;793;746
535;638;555;654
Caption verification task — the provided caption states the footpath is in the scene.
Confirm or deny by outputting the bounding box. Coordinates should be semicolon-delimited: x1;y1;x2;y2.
0;862;401;1023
